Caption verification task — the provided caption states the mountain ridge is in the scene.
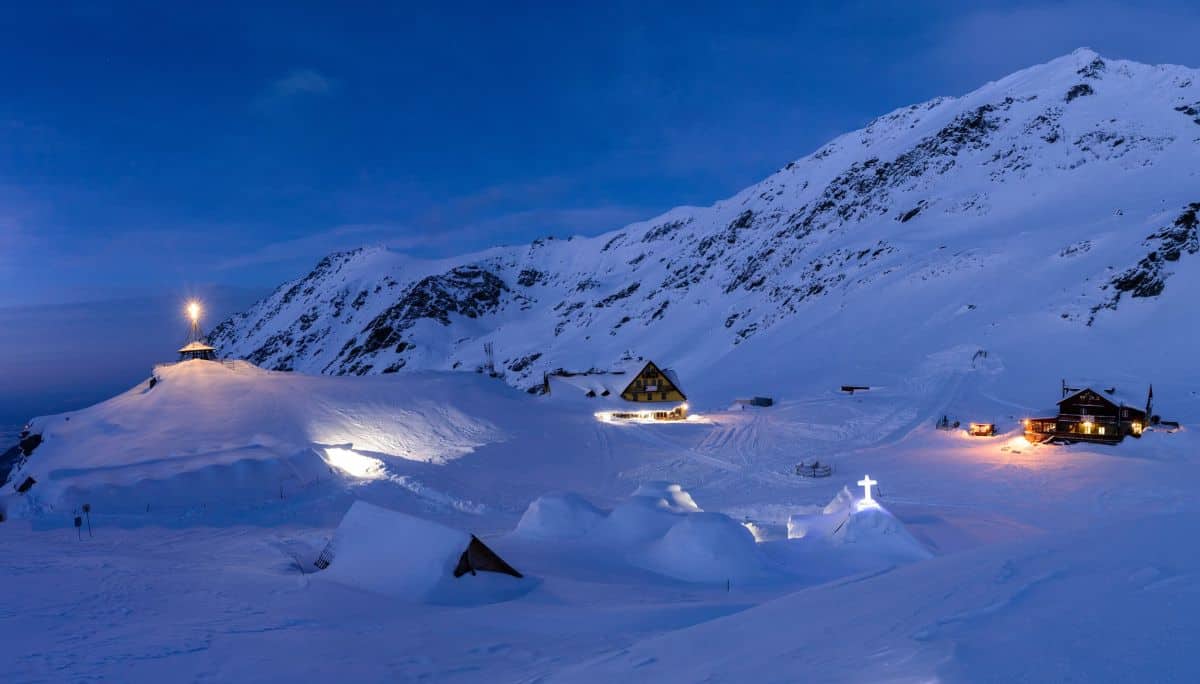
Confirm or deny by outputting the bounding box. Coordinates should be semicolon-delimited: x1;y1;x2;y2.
210;49;1200;397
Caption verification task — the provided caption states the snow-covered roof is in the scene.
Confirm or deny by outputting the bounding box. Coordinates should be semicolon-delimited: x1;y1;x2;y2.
178;341;216;353
547;372;630;405
1058;386;1146;410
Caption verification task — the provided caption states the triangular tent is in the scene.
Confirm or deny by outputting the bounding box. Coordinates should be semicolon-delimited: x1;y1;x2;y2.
453;535;523;579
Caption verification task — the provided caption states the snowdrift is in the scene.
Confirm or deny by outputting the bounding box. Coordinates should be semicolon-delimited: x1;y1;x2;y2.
321;501;532;604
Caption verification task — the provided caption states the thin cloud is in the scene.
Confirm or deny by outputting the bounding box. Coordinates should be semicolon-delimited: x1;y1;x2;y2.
272;69;333;97
254;69;334;110
453;205;650;243
213;223;410;270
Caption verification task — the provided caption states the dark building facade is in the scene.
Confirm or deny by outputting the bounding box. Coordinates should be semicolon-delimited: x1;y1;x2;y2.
1026;386;1150;445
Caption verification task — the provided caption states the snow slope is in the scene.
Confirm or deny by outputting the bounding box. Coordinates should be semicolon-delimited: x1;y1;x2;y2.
209;49;1200;411
555;512;1200;683
6;50;1200;683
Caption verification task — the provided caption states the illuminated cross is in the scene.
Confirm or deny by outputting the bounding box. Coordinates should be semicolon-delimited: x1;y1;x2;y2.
857;474;878;505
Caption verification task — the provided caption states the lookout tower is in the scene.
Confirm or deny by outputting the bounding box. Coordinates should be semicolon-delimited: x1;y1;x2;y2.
178;300;217;361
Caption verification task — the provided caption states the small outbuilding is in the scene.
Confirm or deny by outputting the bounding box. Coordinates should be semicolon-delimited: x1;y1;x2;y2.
967;422;996;437
178;340;217;361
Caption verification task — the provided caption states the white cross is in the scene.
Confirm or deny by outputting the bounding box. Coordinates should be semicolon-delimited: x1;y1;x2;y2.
857;474;878;504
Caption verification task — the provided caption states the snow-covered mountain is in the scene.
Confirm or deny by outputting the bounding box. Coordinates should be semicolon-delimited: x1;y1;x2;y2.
212;49;1200;398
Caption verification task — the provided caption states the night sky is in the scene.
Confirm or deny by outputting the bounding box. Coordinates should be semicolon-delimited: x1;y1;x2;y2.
2;1;1198;427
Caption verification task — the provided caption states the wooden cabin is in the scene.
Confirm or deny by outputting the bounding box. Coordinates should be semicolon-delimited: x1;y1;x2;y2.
1025;385;1150;445
549;359;689;421
620;361;687;403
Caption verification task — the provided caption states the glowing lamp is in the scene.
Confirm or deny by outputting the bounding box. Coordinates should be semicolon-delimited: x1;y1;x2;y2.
186;300;201;324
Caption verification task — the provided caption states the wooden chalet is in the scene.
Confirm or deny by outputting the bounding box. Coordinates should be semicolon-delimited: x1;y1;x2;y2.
1025;384;1151;445
548;359;689;421
619;360;686;403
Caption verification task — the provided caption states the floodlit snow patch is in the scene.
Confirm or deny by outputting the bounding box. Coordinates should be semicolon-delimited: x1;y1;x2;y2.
322;447;386;479
322;501;531;604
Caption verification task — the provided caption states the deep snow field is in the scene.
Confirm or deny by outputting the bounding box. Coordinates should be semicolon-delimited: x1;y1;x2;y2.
4;357;1200;683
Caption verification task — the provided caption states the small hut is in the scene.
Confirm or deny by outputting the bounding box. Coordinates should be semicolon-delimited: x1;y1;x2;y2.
178;340;217;361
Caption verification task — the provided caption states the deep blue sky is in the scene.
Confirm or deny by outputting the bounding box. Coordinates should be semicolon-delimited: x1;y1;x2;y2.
2;1;1198;426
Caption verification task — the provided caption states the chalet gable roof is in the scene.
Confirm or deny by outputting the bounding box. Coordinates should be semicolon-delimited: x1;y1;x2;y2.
619;360;687;401
1058;386;1143;410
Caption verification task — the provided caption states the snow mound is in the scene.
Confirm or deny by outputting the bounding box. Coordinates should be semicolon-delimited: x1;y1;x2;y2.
631;481;702;512
787;486;857;540
787;486;931;561
513;492;607;540
833;506;933;561
640;512;764;582
588;481;704;546
592;494;688;547
322;501;532;604
517;484;767;583
2;360;511;519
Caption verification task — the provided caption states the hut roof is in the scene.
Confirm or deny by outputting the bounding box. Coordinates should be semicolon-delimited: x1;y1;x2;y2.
1058;386;1144;410
178;341;216;354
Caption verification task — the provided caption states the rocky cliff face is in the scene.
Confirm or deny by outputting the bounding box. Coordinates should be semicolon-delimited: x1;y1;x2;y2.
211;50;1200;393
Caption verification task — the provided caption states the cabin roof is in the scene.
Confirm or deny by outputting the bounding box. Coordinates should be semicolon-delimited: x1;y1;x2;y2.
1058;386;1144;410
178;341;216;353
617;359;686;400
